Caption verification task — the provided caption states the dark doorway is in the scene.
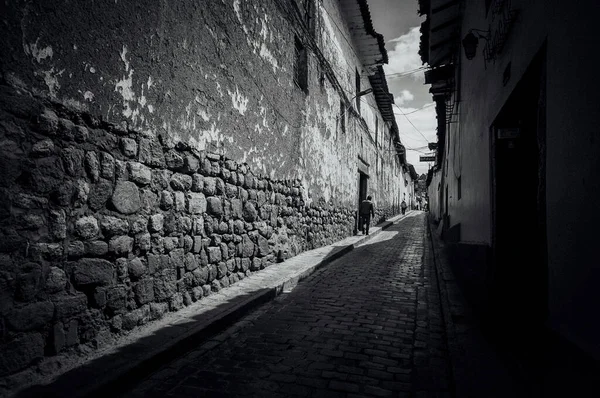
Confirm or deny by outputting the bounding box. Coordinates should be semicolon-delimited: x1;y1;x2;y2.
356;172;368;234
491;45;548;337
358;172;368;206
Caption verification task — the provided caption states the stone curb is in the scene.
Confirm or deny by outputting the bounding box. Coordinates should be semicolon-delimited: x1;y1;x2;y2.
69;213;405;398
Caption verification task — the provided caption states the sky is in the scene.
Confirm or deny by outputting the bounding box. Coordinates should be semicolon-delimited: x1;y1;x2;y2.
368;0;436;175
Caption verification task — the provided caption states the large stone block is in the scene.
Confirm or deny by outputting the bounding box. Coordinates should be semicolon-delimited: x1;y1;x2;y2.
191;174;204;192
169;248;185;269
133;278;155;305
88;179;113;211
192;266;208;286
174;191;186;211
139;138;165;167
187;192;206;214
170;173;192;191
206;197;222;216
100;152;115;179
31;139;54;157
149;302;168;320
154;269;177;301
48;209;67;240
0;333;44;377
241;235;255;257
165;150;184;170
75;216;99;240
185;252;199;271
106;285;127;313
108;235;134;256
207;247;222;264
85;241;108;257
203;177;216;196
85;151;100;182
111;181;141;214
61;147;84;177
15;263;42;302
128;162;152;186
148;214;164;233
257;235;270;257
73;258;114;287
54;294;88;319
6;302;54;331
128;257;147;280
120;137;137;157
46;266;67;293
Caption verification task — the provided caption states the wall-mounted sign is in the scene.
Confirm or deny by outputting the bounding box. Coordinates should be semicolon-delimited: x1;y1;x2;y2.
420;155;436;162
497;127;520;139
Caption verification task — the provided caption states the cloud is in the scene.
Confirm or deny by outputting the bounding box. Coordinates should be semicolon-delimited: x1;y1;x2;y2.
394;103;437;174
384;27;426;82
394;90;414;106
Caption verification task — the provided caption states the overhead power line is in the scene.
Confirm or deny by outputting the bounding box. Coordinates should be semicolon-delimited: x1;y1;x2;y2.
394;103;430;143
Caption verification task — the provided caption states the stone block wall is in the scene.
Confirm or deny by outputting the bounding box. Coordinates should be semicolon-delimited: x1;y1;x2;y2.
0;85;356;377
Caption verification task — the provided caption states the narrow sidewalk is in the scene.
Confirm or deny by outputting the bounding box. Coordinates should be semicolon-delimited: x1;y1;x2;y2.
12;212;415;398
426;214;527;398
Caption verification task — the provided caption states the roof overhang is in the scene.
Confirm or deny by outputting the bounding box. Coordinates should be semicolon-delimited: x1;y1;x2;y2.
419;0;460;68
340;0;388;74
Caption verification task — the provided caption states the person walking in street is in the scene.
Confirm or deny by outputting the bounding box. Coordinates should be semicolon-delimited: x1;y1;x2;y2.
401;199;408;215
359;195;375;235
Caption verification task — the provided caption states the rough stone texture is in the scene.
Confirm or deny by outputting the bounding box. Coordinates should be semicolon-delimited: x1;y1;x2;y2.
46;266;67;293
128;162;152;186
187;192;206;214
207;197;222;216
128;257;147;280
149;214;164;233
75;216;99;240
0;81;396;378
111;181;141;214
0;333;44;377
170;173;192;191
54;294;88;320
88;179;113;211
109;235;134;256
6;302;54;331
120;137;138;157
73;259;114;287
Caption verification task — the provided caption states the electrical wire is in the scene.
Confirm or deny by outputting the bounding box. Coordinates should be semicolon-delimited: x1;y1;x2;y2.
394;103;431;143
385;66;428;78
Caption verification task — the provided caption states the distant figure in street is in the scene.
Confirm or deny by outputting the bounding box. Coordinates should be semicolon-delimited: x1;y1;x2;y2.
401;199;408;215
359;196;375;235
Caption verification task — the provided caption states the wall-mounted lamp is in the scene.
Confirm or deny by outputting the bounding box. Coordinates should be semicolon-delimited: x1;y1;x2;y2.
462;29;490;60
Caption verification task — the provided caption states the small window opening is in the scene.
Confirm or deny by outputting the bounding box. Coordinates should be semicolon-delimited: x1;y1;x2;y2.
294;36;308;92
457;176;462;200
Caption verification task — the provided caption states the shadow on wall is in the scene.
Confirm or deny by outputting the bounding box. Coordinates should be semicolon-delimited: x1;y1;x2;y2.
0;83;360;381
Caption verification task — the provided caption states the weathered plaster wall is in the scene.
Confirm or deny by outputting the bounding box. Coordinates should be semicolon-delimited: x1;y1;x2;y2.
0;0;402;210
0;0;405;379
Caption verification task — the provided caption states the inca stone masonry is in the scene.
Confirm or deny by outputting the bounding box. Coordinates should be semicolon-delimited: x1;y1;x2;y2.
0;0;412;377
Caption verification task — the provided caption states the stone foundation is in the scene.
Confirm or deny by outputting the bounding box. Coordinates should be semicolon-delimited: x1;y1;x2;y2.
0;85;365;377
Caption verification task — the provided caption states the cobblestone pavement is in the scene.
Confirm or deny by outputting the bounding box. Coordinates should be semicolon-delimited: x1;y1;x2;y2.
124;213;451;398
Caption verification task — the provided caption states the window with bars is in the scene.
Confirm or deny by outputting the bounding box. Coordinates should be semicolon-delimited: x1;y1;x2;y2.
294;36;308;93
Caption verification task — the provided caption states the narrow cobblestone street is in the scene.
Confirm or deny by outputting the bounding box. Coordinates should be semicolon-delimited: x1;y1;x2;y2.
123;213;451;397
